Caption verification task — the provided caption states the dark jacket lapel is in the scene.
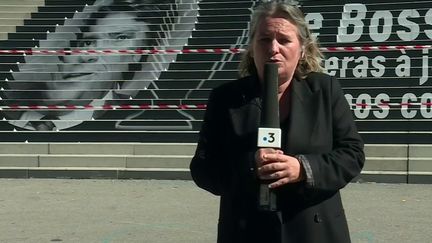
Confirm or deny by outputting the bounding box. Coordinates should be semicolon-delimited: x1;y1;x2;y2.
285;78;322;154
226;75;323;153
228;76;261;138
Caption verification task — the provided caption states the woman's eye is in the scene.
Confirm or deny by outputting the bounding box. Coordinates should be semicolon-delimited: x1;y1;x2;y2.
279;38;290;44
259;37;271;42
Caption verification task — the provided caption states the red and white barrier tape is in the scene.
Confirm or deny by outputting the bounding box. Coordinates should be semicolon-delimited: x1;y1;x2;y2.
0;45;432;55
0;48;244;55
323;45;432;52
1;103;431;110
0;104;207;110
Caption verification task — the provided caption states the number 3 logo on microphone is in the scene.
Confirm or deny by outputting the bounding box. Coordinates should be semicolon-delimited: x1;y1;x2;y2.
257;128;282;148
264;133;276;143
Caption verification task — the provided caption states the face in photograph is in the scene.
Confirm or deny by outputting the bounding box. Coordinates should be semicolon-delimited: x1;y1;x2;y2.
47;12;150;105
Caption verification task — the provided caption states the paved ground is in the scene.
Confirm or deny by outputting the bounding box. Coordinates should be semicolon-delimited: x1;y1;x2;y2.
0;179;430;243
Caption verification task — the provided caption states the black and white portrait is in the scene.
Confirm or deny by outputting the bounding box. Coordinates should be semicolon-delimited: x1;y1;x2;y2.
1;0;198;131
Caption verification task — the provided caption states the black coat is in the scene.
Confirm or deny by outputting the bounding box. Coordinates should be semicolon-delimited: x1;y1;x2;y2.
190;72;365;243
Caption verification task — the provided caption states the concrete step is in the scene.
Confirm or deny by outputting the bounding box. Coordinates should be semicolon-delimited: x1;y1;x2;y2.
0;167;191;180
0;13;31;19
0;32;7;40
0;26;16;34
0;143;431;183
0;0;44;5
49;143;197;155
0;154;191;168
0;143;194;180
0;2;44;41
0;142;196;155
0;6;39;13
360;144;432;183
364;144;408;157
0;19;25;26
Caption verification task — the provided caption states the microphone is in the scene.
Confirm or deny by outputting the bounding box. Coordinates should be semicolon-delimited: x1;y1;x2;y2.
257;63;281;211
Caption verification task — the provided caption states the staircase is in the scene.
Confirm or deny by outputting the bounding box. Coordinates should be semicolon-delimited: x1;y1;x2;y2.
0;142;194;180
362;144;432;183
0;142;431;183
0;0;45;40
0;0;431;183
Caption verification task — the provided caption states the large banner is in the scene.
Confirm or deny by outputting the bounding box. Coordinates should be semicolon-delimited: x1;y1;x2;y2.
0;0;201;140
0;0;431;143
301;1;432;143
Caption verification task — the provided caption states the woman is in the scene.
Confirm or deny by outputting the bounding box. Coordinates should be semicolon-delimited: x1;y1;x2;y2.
190;1;365;242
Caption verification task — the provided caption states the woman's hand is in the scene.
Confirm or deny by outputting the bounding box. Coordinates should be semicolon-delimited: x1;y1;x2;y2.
255;148;305;188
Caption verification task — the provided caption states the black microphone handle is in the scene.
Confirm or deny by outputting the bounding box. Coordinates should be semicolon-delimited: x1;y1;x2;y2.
258;63;280;211
262;63;280;128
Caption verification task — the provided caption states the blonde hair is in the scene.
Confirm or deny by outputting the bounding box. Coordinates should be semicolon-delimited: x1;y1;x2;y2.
239;1;324;79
